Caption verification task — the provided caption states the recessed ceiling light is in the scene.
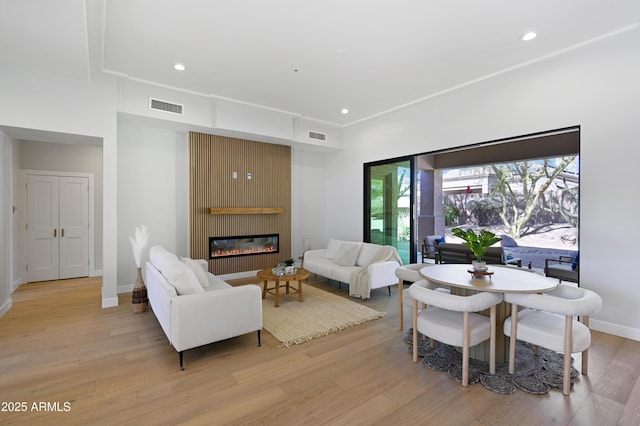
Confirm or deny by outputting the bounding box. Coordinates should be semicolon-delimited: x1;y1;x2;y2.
341;108;350;115
521;32;537;41
174;63;186;71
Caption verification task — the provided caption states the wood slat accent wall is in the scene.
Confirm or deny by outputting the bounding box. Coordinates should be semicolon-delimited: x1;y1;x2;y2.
189;132;291;275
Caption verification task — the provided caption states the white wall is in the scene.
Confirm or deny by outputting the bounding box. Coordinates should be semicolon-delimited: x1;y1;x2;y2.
291;147;329;255
11;138;21;291
117;79;215;129
334;29;640;339
116;119;189;291
0;131;12;316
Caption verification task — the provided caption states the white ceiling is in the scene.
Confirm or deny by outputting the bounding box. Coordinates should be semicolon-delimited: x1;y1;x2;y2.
1;0;639;127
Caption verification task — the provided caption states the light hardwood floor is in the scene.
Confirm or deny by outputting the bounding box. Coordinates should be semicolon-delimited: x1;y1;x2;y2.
1;276;639;425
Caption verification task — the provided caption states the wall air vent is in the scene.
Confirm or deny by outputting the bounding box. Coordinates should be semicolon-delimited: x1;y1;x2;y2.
149;98;184;115
308;131;327;141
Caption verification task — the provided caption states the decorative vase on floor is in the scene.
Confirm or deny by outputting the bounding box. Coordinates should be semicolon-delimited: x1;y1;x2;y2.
129;224;150;314
132;267;148;313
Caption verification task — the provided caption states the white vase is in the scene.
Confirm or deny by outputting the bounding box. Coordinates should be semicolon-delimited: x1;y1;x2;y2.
472;260;488;271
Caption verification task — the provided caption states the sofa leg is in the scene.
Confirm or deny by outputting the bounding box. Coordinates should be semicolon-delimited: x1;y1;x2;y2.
179;351;185;371
387;286;391;296
257;330;262;347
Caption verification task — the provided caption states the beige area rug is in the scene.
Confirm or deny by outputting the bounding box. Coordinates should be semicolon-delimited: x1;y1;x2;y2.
261;284;386;347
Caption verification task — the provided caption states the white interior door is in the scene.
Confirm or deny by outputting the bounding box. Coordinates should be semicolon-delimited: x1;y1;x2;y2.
27;175;59;282
59;177;89;279
27;175;89;282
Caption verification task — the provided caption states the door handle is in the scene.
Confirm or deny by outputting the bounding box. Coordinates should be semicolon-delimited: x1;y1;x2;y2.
54;229;56;237
61;228;65;238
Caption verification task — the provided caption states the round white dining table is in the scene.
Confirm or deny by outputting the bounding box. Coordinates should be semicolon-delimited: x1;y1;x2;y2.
418;264;559;362
419;264;558;294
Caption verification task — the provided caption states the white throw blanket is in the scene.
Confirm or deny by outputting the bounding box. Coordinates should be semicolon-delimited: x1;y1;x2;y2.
349;246;402;299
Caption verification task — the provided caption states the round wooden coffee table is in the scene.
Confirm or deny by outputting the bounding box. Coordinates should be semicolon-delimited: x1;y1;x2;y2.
257;268;310;307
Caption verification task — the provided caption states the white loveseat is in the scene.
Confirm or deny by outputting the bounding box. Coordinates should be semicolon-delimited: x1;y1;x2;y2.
145;245;263;370
302;239;402;300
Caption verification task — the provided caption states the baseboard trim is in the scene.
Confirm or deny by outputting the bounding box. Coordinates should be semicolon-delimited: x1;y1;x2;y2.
0;297;13;318
102;296;118;309
91;269;103;277
118;284;134;293
11;277;24;294
591;319;640;342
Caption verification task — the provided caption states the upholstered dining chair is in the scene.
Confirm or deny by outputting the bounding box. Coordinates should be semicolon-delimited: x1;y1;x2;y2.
503;286;603;395
396;264;427;314
409;280;503;386
396;265;451;329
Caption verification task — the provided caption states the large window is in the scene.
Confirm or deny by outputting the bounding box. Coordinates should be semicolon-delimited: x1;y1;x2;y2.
441;157;579;262
365;128;579;265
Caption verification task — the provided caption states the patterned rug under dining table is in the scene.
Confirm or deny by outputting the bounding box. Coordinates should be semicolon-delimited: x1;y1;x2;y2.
419;264;559;363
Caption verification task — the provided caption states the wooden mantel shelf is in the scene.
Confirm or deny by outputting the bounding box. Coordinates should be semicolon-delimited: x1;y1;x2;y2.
209;207;284;215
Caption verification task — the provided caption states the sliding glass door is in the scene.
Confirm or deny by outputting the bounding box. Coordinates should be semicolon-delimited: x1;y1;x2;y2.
364;158;414;264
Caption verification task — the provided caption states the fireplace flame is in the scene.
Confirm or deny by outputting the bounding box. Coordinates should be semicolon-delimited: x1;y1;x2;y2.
210;234;279;259
211;245;276;258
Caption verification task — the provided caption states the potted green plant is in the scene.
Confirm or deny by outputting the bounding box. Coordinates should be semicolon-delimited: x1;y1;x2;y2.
450;228;502;270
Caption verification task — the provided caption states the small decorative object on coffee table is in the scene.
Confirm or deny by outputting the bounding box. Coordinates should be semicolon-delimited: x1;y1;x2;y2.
257;267;310;307
130;225;150;313
467;268;494;279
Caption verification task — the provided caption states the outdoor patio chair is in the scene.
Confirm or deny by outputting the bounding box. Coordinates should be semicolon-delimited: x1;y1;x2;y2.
421;235;444;263
545;253;579;283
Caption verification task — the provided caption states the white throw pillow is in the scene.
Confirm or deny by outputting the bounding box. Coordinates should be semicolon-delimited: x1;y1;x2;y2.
334;242;362;266
357;243;380;266
160;258;204;295
324;239;344;259
149;245;179;270
181;257;210;289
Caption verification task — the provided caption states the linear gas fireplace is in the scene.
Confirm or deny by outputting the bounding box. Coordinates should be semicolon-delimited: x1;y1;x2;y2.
209;234;279;259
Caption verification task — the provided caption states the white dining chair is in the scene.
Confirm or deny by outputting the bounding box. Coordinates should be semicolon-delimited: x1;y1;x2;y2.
409;280;503;386
503;286;603;395
396;264;450;311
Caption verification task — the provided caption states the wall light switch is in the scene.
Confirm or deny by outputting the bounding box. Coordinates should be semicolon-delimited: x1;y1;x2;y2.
247;172;252;180
232;171;238;179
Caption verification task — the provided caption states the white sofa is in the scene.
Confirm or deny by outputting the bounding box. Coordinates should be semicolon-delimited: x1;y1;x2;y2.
302;239;402;300
145;245;263;370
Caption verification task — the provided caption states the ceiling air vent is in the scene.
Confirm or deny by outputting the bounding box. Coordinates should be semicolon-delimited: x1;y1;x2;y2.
149;98;183;115
308;131;327;141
